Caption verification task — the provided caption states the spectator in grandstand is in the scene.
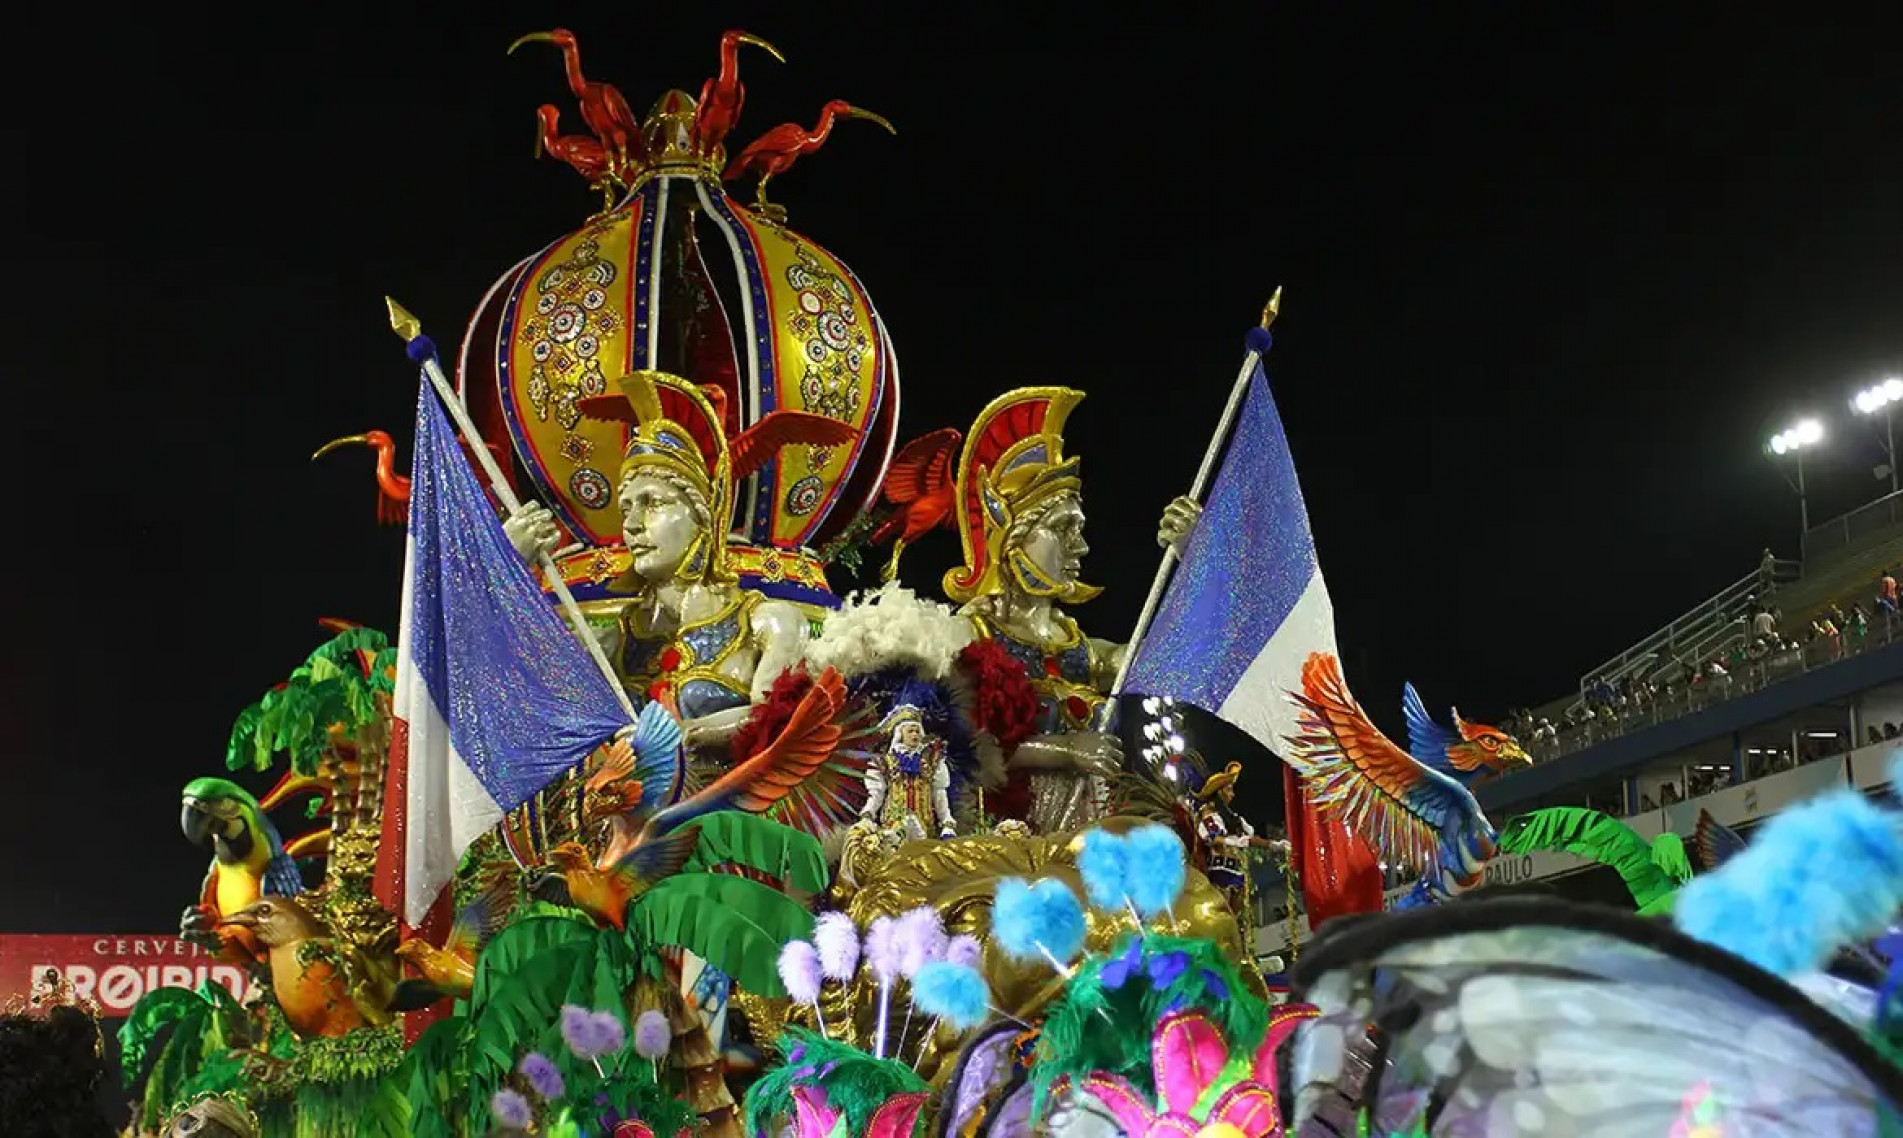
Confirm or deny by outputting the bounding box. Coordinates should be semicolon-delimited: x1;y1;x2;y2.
1879;569;1899;615
1750;605;1776;640
1849;602;1871;642
1760;547;1777;581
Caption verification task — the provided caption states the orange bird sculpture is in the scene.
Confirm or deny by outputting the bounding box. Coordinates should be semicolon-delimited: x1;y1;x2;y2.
691;29;784;155
531;829;702;932
225;897;394;1038
724;100;896;209
388;882;511;1011
871;428;963;581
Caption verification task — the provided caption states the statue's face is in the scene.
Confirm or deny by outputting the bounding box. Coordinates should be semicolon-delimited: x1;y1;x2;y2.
1016;492;1089;592
896;721;925;748
619;472;703;583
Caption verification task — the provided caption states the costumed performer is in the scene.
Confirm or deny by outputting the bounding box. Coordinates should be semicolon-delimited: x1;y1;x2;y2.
1193;761;1285;917
857;701;957;842
504;369;834;754
941;387;1198;832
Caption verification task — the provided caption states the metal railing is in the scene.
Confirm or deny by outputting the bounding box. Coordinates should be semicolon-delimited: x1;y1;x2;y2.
1528;613;1901;764
1804;490;1903;562
1575;559;1800;702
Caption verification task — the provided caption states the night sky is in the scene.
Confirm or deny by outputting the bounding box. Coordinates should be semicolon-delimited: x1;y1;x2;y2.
3;6;1899;933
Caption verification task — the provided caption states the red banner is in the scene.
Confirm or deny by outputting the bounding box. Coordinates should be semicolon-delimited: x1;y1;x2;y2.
0;935;255;1018
1283;764;1386;930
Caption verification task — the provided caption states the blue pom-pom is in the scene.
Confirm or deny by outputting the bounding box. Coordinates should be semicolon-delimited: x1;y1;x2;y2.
1244;326;1275;356
911;961;990;1031
1077;829;1131;911
1125;824;1188;919
406;334;439;365
992;877;1087;965
1675;788;1903;977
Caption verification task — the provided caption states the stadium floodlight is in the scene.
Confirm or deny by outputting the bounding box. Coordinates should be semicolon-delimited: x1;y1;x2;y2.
1767;418;1824;532
1854;378;1903;494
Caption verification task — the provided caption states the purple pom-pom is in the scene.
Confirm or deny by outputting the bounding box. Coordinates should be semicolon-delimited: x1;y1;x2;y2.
778;939;824;1004
560;1004;598;1058
896;906;949;978
491;1088;533;1129
1077;828;1131;911
592;1010;626;1055
814;911;861;981
517;1051;564;1099
946;934;982;969
867;915;901;981
911;961;990;1032
633;1008;671;1060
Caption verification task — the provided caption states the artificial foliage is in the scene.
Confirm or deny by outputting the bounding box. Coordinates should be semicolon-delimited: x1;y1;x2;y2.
681;810;830;894
226;624;395;776
742;1025;929;1137
1496;807;1694;914
1030;932;1268;1117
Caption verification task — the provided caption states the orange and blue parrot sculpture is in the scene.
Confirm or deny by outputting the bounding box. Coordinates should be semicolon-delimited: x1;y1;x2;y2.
1286;654;1524;908
536;667;850;928
1400;681;1534;789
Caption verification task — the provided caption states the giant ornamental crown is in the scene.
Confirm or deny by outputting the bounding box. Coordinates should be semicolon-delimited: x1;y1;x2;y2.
456;28;900;610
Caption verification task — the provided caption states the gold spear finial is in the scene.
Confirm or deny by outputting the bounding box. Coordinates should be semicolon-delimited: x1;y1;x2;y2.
386;297;421;343
1261;286;1283;330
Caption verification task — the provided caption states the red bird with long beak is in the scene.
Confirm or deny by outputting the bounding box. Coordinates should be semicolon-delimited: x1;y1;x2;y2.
509;28;640;179
534;104;615;192
313;430;511;525
871;428;962;581
725;100;896;210
692;29;784;155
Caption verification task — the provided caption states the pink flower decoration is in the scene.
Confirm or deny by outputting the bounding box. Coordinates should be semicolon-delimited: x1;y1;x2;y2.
1073;1003;1318;1137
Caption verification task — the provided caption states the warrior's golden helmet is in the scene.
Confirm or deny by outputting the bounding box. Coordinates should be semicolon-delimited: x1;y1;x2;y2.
579;369;859;591
943;387;1102;605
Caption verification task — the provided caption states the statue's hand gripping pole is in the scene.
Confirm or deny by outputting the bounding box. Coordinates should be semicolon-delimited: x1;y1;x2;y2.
1099;289;1282;723
386;297;640;724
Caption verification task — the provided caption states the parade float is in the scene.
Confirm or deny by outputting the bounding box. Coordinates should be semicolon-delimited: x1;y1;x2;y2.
97;23;1903;1138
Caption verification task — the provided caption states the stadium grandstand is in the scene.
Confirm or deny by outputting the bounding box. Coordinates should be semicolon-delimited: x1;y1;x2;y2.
1251;487;1903;963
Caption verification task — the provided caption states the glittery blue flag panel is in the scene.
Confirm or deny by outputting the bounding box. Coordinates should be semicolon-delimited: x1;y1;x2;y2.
402;382;629;813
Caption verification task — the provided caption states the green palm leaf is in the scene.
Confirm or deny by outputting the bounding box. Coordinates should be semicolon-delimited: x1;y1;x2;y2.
683;811;830;893
1496;807;1680;911
628;874;816;996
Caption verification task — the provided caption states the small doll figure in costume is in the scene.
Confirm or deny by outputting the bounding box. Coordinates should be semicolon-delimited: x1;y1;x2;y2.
859;703;957;842
504;369;847;752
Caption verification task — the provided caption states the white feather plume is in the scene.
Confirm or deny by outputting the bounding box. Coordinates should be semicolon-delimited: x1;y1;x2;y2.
806;581;975;681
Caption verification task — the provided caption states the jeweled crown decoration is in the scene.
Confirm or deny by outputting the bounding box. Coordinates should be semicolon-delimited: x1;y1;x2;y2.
466;26;903;591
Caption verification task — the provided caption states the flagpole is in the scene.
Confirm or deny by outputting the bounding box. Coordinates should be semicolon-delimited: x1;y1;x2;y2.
1104;289;1281;706
386;297;641;723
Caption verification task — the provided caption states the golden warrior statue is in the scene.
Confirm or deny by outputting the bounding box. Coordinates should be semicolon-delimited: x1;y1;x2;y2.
942;388;1198;833
505;369;848;753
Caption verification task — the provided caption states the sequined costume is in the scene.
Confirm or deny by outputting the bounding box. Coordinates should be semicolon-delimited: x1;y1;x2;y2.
859;705;956;841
